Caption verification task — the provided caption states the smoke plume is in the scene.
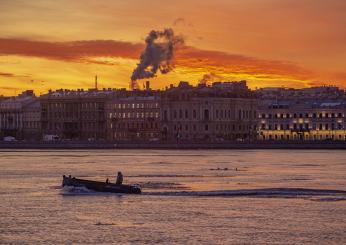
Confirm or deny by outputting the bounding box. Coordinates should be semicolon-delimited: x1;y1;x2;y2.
199;72;224;85
131;28;184;82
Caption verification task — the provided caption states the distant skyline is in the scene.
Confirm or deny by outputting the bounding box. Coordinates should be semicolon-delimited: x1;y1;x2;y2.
0;0;345;95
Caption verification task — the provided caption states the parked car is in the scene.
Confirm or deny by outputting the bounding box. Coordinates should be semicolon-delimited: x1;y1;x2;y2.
3;136;17;142
43;134;59;141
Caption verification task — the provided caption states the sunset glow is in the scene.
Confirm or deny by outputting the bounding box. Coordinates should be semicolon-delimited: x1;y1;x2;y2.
0;0;345;95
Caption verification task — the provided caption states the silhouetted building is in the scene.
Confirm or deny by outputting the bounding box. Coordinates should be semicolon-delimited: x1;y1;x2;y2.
161;81;258;142
0;90;40;140
40;89;115;140
106;90;161;141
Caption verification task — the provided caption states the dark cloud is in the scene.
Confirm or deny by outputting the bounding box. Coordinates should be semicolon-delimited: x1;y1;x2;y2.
173;17;185;26
0;38;144;64
0;37;317;85
0;72;15;77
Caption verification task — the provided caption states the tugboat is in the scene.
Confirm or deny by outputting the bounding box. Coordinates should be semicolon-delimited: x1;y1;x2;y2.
62;175;141;194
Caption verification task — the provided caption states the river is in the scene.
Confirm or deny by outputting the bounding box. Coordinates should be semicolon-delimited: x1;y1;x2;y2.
1;149;345;244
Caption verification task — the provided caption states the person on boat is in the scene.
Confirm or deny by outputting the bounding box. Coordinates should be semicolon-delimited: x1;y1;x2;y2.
116;172;123;185
106;178;109;184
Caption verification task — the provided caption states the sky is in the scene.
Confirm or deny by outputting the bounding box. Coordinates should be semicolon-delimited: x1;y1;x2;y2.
0;0;345;95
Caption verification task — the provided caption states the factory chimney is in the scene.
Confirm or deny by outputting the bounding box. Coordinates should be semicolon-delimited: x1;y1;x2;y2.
95;75;98;90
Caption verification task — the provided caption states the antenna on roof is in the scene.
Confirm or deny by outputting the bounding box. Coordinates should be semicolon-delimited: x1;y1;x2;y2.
95;75;98;90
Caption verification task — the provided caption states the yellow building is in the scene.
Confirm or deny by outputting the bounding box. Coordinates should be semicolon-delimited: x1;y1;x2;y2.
258;102;346;141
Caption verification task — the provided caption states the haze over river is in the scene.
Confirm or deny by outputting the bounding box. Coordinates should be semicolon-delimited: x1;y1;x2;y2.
1;149;346;244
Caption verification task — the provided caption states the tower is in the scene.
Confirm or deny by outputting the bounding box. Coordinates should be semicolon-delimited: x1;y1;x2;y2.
95;75;98;90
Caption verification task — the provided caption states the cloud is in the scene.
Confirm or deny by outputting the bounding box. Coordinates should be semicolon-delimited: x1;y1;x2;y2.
175;46;314;81
173;17;185;26
0;38;143;64
0;38;317;86
0;71;31;78
0;72;15;77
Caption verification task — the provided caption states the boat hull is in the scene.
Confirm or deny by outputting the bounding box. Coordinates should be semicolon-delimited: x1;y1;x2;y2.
62;176;141;194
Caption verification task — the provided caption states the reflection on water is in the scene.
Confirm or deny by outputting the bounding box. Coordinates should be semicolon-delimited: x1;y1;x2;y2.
0;149;346;244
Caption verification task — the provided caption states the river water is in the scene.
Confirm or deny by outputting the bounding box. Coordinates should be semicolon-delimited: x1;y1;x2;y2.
0;149;345;244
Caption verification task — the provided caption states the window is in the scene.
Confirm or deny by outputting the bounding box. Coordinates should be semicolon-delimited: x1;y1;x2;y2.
204;109;209;120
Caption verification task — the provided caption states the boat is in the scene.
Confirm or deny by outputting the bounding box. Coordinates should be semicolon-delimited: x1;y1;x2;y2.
62;175;141;194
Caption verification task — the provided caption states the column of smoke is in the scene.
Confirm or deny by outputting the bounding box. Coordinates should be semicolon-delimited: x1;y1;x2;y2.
130;28;184;90
199;72;224;86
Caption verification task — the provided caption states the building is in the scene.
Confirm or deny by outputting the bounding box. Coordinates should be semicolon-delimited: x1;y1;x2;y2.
258;101;346;141
40;89;115;140
161;81;258;142
22;100;41;140
105;90;161;141
257;86;346;101
0;90;40;140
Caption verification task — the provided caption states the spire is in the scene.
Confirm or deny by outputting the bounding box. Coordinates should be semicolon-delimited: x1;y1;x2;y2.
95;75;98;90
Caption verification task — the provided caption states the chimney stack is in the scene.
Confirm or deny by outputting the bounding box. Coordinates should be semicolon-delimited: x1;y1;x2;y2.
95;75;98;90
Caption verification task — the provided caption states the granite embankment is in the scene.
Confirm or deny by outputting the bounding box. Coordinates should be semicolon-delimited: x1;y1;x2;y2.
1;141;346;149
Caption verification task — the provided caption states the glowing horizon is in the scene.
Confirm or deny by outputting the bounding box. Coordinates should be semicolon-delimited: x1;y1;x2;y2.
0;0;345;96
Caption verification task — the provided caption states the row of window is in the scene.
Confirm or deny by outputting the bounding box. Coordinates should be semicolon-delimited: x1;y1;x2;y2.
113;132;158;138
169;109;255;120
47;112;103;119
110;103;159;110
261;123;344;130
23;121;40;128
173;124;251;132
259;112;344;119
47;122;101;130
111;122;159;130
47;103;103;110
261;134;346;140
109;112;159;119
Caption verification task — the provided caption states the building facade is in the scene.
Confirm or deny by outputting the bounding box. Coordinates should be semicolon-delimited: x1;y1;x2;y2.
0;90;40;140
161;81;258;142
40;89;114;140
105;91;161;141
22;100;41;140
258;102;346;141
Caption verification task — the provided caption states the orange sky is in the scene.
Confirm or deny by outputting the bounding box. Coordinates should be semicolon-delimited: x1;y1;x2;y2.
0;0;345;95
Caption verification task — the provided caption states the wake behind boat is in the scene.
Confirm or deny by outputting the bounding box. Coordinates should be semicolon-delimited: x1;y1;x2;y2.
62;175;141;194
